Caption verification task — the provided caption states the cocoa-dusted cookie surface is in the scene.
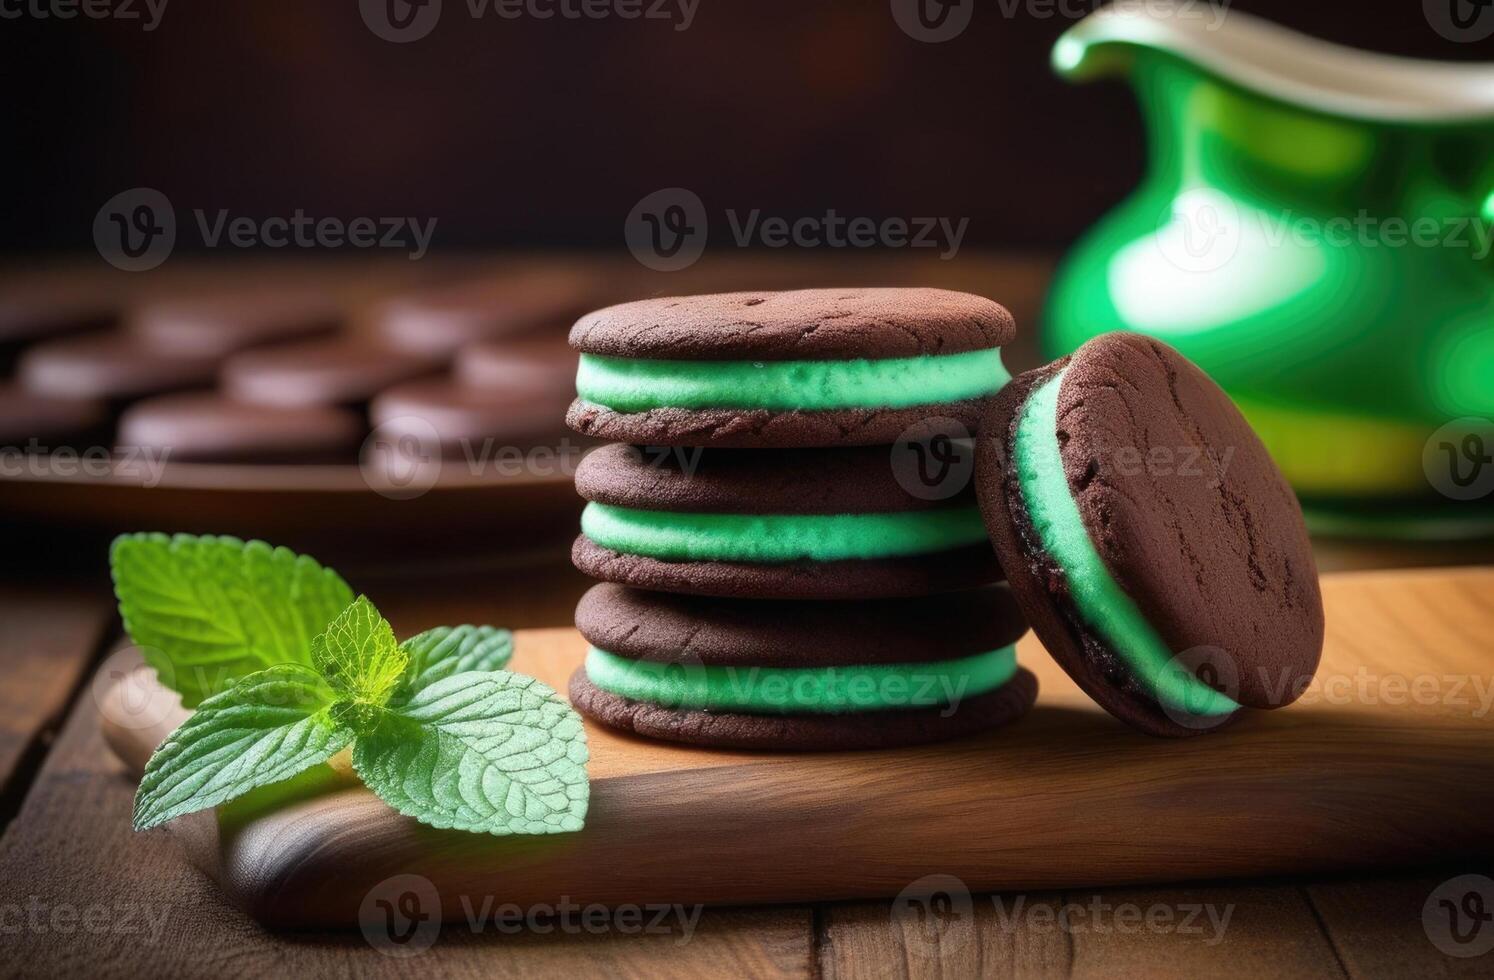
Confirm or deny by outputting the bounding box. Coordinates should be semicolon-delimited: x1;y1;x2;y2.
976;332;1323;737
569;288;1014;361
575;582;1027;668
569;668;1038;752
567;288;1015;449
571;536;1001;601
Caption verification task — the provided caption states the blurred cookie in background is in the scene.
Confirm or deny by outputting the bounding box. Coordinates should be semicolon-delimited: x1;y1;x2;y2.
454;334;578;391
117;392;364;463
373;268;598;357
0;281;117;372
0;383;109;448
222;336;444;408
129;289;342;357
18;332;221;404
370;375;579;457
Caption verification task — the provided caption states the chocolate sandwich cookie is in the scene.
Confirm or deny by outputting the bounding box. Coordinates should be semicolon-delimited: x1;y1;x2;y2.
18;332;220;402
976;333;1324;737
566;288;1015;448
130;291;340;356
569;583;1037;750
222;337;443;407
572;441;1001;600
118;393;364;463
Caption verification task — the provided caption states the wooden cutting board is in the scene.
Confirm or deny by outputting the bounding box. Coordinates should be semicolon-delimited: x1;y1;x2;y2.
99;567;1494;929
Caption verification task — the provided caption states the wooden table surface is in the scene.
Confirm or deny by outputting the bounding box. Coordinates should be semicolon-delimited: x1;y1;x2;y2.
1;549;1490;978
1;255;1491;977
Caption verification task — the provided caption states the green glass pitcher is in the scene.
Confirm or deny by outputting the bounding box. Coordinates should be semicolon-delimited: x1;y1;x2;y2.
1044;6;1494;527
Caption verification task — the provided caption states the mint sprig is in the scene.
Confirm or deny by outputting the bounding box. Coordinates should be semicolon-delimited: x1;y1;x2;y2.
111;533;354;707
116;535;588;838
133;665;351;831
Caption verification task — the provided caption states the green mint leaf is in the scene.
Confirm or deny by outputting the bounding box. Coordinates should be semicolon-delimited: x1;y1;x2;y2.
111;533;354;707
396;625;514;699
310;596;407;718
133;665;351;831
352;671;588;836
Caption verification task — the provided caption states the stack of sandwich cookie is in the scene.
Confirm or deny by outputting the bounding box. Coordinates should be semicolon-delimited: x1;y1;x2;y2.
565;288;1037;749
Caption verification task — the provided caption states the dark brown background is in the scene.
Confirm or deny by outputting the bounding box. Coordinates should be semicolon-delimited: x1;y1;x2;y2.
4;1;1489;255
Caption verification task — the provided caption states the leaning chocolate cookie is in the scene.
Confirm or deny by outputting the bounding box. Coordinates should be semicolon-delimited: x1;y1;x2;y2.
566;288;1015;448
569;583;1037;751
975;333;1324;737
572;442;1002;599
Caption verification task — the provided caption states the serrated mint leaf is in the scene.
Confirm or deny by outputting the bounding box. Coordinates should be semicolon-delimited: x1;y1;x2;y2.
111;533;354;707
310;597;407;718
133;665;351;831
396;625;514;699
352;671;588;836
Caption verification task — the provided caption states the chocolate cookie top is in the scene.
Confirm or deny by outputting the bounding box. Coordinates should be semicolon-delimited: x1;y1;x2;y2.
569;288;1015;362
977;333;1323;730
574;441;973;514
575;582;1026;667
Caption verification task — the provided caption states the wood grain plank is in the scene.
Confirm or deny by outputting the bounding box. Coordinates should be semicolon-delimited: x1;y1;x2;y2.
0;583;111;809
0;675;814;977
1306;871;1494;980
96;568;1494;929
820;884;1353;980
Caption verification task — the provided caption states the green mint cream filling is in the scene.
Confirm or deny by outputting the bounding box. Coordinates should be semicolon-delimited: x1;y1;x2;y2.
584;645;1017;714
1014;368;1238;718
581;502;988;563
575;348;1010;412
